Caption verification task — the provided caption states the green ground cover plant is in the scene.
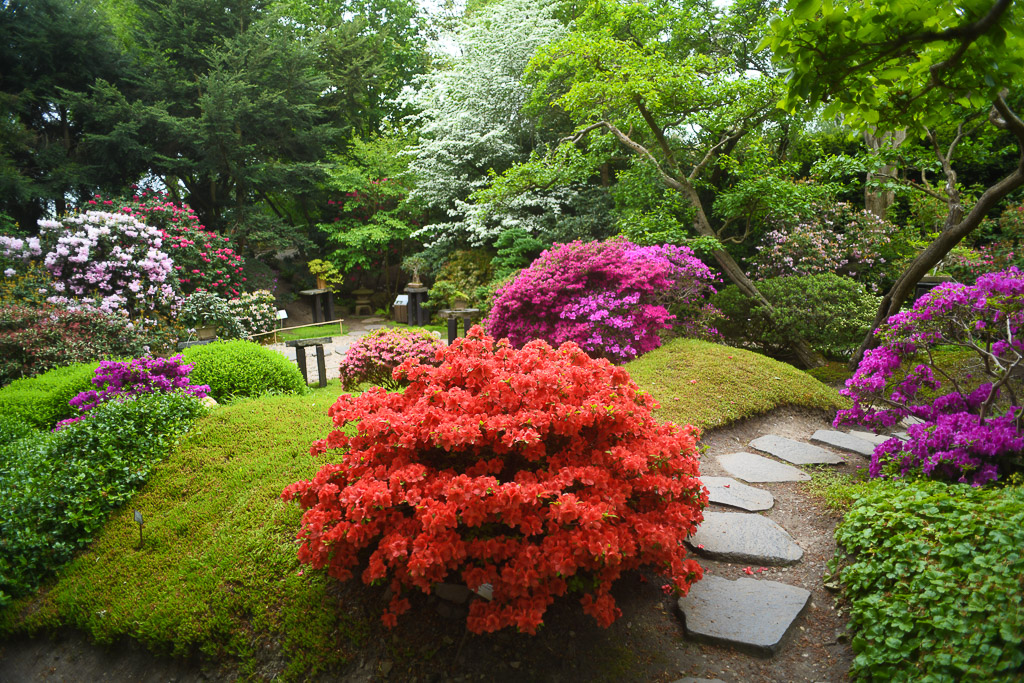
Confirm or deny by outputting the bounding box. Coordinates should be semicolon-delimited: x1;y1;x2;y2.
0;384;364;680
0;392;205;605
0;361;100;428
271;322;346;343
182;340;307;400
625;338;846;430
832;479;1024;681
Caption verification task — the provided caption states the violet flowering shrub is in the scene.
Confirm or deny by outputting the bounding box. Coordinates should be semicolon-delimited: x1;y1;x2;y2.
339;327;446;391
57;355;210;429
835;268;1024;485
750;202;909;292
2;211;177;317
484;240;719;363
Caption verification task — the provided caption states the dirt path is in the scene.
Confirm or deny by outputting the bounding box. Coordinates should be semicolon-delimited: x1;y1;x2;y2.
0;407;857;682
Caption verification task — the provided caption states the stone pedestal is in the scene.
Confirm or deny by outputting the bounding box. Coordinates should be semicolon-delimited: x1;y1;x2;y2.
298;288;334;323
404;286;429;326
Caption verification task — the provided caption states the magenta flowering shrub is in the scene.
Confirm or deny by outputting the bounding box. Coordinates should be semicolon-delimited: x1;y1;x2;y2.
485;240;718;363
836;268;1024;485
1;211;177;316
58;355;210;429
339;327;445;390
750;202;906;292
104;192;246;298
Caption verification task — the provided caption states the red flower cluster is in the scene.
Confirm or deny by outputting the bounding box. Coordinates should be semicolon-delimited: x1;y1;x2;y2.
282;327;706;634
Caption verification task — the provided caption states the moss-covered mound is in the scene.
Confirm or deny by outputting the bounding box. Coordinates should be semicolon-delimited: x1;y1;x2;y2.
625;338;847;430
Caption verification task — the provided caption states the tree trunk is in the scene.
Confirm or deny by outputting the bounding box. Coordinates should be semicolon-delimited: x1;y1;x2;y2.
850;140;1024;369
863;129;907;218
682;184;826;368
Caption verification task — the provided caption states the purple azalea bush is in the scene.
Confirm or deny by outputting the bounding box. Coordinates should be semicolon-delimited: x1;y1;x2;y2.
484;239;719;363
339;327;445;391
836;268;1024;485
57;355;210;429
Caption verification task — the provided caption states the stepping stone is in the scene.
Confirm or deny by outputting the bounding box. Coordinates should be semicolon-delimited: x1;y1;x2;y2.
687;511;803;565
849;430;896;446
716;452;810;483
701;477;774;511
749;435;845;465
677;575;811;656
810;429;874;457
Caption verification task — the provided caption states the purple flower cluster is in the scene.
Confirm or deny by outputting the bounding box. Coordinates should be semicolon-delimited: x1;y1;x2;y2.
836;268;1024;485
484;240;718;363
57;355;210;429
339;327;445;390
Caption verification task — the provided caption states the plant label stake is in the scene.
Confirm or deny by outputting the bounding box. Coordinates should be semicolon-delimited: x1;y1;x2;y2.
133;509;144;547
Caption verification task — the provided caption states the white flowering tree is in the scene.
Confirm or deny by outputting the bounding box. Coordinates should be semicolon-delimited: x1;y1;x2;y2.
398;0;569;247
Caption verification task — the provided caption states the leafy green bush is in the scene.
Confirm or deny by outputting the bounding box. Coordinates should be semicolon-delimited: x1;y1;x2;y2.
0;362;101;429
833;479;1024;680
713;273;880;361
179;291;247;340
426;249;495;313
0;392;206;605
182;340;307;401
0;302;149;385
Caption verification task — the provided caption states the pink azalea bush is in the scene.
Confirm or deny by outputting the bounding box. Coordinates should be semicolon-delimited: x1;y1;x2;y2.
339;327;446;391
750;202;906;292
485;240;719;363
836;268;1024;485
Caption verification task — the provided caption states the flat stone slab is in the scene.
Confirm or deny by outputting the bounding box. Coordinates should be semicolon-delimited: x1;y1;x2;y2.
716;452;811;483
677;575;811;656
811;429;878;456
749;434;845;465
849;430;896;446
701;477;774;511
687;511;803;565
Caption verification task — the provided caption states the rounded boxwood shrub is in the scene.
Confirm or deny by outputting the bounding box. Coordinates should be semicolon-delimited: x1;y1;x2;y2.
0;361;101;429
283;327;706;634
713;273;880;361
181;340;306;401
338;327;445;390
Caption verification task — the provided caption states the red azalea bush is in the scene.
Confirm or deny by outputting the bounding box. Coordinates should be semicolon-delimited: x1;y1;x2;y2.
282;327;706;634
338;327;446;390
485;239;719;364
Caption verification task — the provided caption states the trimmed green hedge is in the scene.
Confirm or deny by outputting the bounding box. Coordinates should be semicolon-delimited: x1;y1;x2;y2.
182;340;307;402
0;362;100;429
